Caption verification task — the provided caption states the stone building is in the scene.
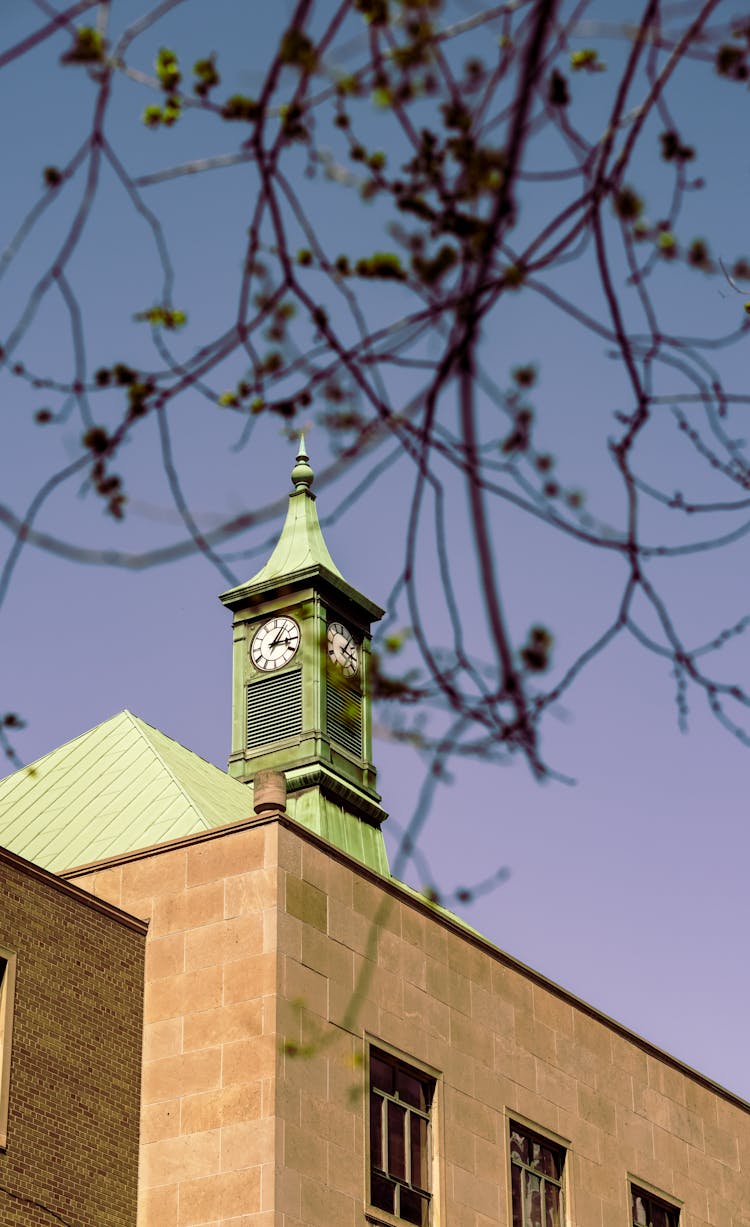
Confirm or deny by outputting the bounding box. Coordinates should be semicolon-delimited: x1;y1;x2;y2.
0;845;145;1226
0;441;748;1227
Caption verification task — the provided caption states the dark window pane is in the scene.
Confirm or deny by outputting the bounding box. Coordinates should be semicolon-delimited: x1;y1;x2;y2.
400;1187;429;1226
632;1189;678;1227
511;1163;524;1227
633;1192;647;1226
511;1122;566;1227
397;1067;428;1110
545;1182;561;1227
370;1052;435;1220
371;1052;394;1095
410;1112;428;1190
388;1100;407;1181
371;1172;395;1214
370;1093;383;1171
535;1140;561;1180
510;1128;528;1164
528;1139;560;1180
525;1171;542;1227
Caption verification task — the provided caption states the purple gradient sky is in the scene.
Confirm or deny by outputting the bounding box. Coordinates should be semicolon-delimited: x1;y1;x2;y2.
1;0;749;1101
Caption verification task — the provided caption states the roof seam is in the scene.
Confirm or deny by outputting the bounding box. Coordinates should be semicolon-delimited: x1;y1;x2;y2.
125;712;215;833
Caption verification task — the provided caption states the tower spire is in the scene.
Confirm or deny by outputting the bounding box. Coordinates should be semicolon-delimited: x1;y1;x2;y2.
291;434;314;491
219;438;388;873
237;435;343;588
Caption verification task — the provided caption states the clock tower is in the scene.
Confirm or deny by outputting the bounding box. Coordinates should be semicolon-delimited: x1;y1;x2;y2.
220;439;388;870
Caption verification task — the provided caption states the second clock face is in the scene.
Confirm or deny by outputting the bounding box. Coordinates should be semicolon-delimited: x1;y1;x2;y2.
251;615;301;672
327;621;359;677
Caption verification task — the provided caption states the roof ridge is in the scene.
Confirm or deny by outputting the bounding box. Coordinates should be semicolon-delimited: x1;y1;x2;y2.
0;708;133;785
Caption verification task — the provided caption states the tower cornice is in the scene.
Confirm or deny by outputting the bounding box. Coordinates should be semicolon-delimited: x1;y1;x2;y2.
219;564;384;622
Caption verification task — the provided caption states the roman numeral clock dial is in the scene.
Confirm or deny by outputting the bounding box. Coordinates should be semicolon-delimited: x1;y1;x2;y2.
328;621;359;678
250;615;301;672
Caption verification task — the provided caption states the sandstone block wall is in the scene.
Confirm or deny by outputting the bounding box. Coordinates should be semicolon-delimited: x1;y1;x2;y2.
71;822;280;1227
274;823;750;1227
68;815;750;1227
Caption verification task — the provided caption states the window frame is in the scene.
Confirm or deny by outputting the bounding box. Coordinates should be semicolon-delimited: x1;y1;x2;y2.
507;1115;568;1227
0;948;17;1150
630;1179;681;1227
365;1040;439;1227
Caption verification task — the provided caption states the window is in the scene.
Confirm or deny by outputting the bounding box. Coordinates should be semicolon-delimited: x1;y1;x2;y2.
0;950;17;1149
509;1122;564;1227
369;1047;434;1226
632;1185;679;1227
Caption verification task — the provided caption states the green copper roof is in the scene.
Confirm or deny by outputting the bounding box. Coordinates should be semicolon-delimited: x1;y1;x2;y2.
0;710;390;877
291;785;389;876
0;711;252;872
226;437;344;593
220;438;384;618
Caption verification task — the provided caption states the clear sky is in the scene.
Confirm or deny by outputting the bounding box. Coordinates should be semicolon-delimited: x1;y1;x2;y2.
1;0;749;1102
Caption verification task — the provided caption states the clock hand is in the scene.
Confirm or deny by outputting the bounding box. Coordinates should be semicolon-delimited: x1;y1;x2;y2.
271;628;297;650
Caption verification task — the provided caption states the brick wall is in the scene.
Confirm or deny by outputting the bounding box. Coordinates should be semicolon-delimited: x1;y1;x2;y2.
0;851;145;1227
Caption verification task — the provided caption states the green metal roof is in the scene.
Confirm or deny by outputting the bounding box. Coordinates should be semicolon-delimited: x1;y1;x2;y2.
219;437;384;618
0;710;252;872
0;710;390;877
289;783;389;877
221;437;344;600
249;438;344;586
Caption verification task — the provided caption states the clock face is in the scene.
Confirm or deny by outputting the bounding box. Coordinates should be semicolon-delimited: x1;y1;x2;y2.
250;615;301;672
327;621;359;678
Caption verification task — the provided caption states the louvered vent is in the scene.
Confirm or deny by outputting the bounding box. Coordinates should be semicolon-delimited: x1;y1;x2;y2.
326;677;362;758
247;670;302;749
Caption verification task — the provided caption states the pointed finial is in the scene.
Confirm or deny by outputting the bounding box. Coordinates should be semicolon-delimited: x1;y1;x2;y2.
290;433;314;491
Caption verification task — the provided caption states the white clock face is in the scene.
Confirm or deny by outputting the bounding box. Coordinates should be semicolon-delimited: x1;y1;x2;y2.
327;621;359;677
251;615;301;672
